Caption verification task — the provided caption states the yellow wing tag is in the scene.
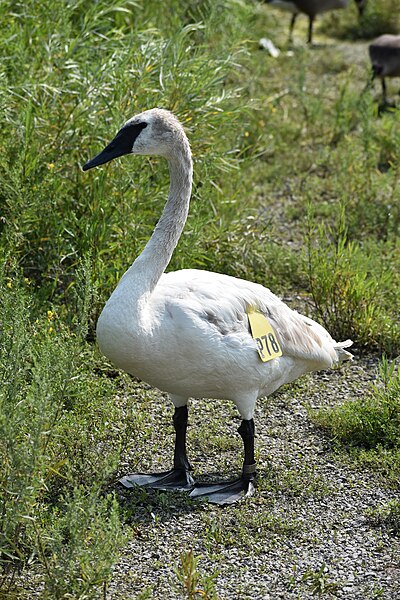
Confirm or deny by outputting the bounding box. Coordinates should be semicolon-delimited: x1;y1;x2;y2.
247;308;282;362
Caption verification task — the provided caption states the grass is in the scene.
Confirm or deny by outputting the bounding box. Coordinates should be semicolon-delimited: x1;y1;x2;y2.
1;0;400;597
312;356;400;485
301;563;339;597
367;499;400;536
316;357;400;450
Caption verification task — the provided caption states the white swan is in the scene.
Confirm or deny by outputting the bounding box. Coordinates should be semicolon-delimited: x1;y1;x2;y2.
83;108;352;504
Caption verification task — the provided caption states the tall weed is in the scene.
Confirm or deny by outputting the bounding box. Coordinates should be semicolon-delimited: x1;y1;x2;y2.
0;260;125;595
40;489;124;600
0;0;254;308
306;204;400;354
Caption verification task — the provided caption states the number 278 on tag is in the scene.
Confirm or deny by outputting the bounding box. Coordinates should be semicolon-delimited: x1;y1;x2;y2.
255;333;281;361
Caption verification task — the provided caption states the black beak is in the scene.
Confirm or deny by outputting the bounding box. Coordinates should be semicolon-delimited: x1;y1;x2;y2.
82;139;128;171
82;121;147;171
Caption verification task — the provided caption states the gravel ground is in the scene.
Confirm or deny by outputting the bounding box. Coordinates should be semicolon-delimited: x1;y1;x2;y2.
108;354;400;599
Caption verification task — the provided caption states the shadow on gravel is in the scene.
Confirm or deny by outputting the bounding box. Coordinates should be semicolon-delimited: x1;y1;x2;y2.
112;466;282;526
114;483;201;525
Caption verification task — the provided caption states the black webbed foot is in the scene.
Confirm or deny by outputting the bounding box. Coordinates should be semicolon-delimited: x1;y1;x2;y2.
189;476;255;505
119;468;195;492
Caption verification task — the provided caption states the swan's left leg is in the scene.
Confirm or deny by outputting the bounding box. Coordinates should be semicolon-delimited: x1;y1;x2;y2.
119;397;195;491
189;418;256;505
170;397;192;473
307;15;315;45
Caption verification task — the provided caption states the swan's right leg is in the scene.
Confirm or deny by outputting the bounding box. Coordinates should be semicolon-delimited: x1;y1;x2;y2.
118;397;195;491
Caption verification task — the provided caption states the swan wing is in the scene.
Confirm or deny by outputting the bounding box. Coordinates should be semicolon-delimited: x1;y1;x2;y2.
156;269;352;369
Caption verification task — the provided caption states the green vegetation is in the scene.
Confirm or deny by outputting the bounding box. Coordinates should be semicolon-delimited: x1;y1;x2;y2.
313;356;400;484
315;358;400;449
367;498;400;537
0;261;127;597
301;563;339;596
175;549;218;599
1;0;399;597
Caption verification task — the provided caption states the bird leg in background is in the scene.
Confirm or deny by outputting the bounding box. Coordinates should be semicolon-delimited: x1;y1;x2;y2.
381;77;387;103
307;16;315;45
289;13;298;42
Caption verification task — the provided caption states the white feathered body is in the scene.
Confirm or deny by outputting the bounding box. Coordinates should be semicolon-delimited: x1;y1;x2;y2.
97;267;351;420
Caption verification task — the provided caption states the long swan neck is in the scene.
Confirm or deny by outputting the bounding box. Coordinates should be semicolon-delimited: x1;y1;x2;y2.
128;138;193;294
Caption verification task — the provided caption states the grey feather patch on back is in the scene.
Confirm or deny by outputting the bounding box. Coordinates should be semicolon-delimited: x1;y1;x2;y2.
203;309;245;336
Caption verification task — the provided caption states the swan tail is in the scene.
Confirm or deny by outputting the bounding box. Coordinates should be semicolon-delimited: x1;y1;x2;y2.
334;339;353;365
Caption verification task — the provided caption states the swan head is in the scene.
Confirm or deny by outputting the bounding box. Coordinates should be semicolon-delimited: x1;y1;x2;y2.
82;108;187;171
